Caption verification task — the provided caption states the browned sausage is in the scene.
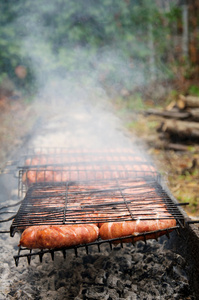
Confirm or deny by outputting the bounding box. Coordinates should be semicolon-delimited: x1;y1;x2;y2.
19;224;99;249
22;155;157;186
99;218;176;243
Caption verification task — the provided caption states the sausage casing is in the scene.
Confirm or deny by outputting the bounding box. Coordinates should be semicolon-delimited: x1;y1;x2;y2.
99;218;176;243
19;224;99;249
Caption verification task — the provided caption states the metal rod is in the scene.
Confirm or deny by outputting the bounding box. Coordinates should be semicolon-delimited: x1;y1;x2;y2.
0;215;16;223
0;200;23;210
115;178;135;221
0;211;17;215
176;202;189;206
63;183;69;224
187;220;199;224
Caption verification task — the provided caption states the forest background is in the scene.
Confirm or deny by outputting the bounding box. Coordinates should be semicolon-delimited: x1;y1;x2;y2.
1;0;199;97
0;0;199;216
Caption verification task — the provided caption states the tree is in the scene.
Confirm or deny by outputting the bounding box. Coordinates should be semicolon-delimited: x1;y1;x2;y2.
0;0;199;96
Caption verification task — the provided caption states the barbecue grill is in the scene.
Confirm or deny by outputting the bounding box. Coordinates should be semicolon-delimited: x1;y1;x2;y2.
11;177;186;266
1;147;188;267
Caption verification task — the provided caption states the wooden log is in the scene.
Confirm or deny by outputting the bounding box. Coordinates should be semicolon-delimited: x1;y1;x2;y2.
152;141;191;151
145;134;199;151
163;143;190;151
177;95;199;109
189;108;199;121
145;108;190;120
160;119;199;139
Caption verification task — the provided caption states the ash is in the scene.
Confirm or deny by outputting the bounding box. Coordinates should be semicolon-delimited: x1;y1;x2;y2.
0;230;195;300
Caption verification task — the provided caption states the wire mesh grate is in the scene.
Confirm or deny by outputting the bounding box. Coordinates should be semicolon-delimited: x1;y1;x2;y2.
11;177;185;236
10;148;187;266
17;148;159;198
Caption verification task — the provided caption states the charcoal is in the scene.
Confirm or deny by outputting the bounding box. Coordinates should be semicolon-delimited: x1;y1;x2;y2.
85;286;109;300
123;290;138;299
106;289;120;300
94;270;106;285
117;255;132;271
107;274;118;288
0;232;195;299
176;254;186;268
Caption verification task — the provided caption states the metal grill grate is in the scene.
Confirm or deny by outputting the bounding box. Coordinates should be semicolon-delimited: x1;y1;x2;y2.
10;148;187;266
17;148;159;197
11;178;185;236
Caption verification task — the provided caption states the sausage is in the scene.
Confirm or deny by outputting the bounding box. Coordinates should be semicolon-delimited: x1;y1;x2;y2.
99;192;177;242
19;224;99;249
22;155;157;186
22;169;111;185
99;218;176;243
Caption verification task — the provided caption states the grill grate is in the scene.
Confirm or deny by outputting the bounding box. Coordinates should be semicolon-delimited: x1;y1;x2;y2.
11;178;185;236
18;148;157;171
17;148;159;198
10;148;187;266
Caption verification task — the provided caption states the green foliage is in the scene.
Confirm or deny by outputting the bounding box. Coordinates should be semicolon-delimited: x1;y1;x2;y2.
0;0;191;96
0;73;8;85
126;93;145;110
188;85;199;96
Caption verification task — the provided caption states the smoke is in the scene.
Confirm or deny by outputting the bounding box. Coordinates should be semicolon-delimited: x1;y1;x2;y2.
12;1;166;152
16;1;150;105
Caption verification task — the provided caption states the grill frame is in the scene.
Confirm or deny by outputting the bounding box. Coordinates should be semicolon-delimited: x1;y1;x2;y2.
17;148;159;198
10;177;186;266
11;148;187;266
11;177;185;237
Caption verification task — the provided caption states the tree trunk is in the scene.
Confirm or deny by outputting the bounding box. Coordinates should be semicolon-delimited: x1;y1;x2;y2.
182;3;189;60
148;22;156;81
188;0;199;76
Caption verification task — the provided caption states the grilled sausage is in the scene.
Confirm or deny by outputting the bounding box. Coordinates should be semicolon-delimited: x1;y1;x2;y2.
19;224;99;249
99;218;176;243
22;154;157;186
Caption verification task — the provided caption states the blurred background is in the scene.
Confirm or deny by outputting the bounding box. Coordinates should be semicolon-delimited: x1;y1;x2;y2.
0;0;199;216
1;0;198;100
